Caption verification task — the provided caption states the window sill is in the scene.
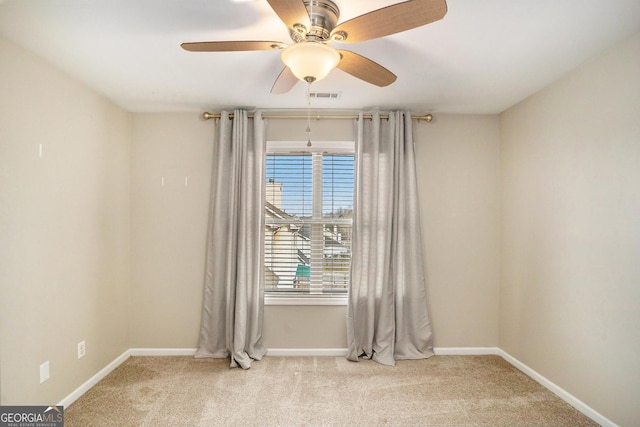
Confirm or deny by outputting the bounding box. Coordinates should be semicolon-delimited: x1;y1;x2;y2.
265;295;348;306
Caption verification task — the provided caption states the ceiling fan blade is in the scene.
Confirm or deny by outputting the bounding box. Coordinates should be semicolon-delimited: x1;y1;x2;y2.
181;41;286;52
266;0;311;33
271;67;299;94
330;0;447;43
337;50;397;87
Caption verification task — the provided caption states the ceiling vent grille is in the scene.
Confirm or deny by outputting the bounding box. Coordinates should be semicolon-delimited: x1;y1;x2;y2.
308;91;342;99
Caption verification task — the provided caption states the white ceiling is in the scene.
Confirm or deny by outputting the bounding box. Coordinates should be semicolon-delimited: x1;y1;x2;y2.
1;0;639;114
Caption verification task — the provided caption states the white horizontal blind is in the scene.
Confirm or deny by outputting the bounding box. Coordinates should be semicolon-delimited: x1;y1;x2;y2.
264;144;354;295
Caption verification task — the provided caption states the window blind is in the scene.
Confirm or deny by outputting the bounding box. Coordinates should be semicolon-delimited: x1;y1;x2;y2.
264;151;354;295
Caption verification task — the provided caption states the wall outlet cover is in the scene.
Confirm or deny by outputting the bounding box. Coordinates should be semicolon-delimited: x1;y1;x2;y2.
78;341;86;359
40;361;50;384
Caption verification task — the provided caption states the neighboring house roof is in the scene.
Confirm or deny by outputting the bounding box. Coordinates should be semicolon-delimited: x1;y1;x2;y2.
265;201;294;220
297;249;310;265
324;234;349;256
299;224;311;240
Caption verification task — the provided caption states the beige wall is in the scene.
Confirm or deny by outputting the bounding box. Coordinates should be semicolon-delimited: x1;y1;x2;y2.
129;113;500;350
130;113;211;348
417;114;501;347
499;32;640;426
0;37;131;404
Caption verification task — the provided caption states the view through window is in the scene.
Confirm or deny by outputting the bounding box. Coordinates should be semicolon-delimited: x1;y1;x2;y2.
264;141;354;295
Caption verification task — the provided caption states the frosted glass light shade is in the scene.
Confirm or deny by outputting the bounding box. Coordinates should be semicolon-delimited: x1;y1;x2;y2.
281;42;341;83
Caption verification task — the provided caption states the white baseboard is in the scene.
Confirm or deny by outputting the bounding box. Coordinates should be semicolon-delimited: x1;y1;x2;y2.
497;349;617;427
57;346;615;427
433;347;500;356
129;348;197;356
57;349;131;408
267;347;501;357
267;348;348;356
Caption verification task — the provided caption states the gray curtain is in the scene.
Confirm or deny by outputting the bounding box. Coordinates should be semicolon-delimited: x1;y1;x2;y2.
195;110;267;369
347;111;434;366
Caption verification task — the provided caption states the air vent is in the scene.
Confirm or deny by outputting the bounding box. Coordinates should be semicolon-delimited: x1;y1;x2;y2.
308;91;342;99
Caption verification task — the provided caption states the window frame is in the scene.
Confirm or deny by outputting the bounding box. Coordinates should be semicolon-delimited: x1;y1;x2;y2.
264;140;354;306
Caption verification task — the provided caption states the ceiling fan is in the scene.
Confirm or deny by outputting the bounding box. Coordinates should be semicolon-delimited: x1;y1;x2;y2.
181;0;447;94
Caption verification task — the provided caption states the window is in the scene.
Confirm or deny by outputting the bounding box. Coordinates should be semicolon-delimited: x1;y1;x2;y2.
264;141;354;299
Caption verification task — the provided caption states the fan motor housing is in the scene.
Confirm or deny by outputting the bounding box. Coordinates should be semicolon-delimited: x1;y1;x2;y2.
290;0;340;43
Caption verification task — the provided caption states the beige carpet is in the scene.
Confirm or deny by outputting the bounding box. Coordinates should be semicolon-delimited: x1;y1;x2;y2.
65;355;598;426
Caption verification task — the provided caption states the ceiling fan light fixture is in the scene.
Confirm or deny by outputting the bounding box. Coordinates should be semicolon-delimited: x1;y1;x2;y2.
281;42;340;83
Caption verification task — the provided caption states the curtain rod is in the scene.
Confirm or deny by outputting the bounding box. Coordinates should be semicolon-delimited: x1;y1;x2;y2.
202;112;433;122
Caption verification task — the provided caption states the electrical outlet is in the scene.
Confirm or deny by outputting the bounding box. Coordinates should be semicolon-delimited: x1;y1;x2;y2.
40;361;50;384
77;341;86;359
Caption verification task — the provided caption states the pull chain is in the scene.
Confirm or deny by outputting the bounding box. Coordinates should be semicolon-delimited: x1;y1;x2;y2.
306;82;312;147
